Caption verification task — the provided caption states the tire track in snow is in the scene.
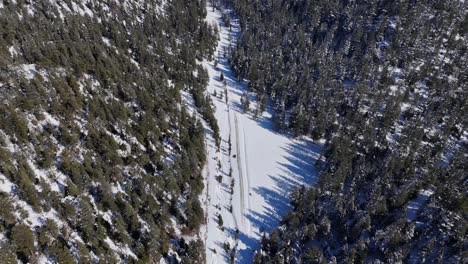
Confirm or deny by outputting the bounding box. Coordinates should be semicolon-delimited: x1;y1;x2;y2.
242;122;252;233
234;114;246;226
203;147;209;246
227;107;239;230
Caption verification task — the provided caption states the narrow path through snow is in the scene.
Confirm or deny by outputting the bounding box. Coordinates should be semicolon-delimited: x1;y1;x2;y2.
202;2;323;263
235;114;247;226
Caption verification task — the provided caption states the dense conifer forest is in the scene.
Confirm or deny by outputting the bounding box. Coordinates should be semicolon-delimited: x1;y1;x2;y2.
226;0;467;263
0;0;218;262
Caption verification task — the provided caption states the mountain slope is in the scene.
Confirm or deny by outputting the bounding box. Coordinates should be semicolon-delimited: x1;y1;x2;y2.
0;0;217;263
225;0;466;263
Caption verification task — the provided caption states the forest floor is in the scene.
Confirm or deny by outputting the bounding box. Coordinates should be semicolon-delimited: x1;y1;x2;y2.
200;2;324;263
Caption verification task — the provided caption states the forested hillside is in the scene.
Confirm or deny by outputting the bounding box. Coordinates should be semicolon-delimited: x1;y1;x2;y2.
0;0;218;263
1;0;466;263
226;0;467;263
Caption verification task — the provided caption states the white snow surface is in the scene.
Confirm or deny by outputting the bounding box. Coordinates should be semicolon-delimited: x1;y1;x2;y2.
15;64;37;80
201;3;323;263
407;189;435;223
0;173;14;194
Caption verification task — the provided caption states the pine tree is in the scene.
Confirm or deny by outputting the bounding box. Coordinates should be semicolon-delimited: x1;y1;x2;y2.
11;224;35;262
217;213;224;227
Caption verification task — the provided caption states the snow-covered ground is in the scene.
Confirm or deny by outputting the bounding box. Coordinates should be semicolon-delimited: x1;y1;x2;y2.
407;189;434;224
201;3;323;263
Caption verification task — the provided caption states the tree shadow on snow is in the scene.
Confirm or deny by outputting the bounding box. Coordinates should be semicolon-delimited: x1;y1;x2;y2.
208;5;325;263
277;140;322;186
241;139;322;262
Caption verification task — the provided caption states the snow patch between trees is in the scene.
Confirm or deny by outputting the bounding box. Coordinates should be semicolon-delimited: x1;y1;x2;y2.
201;2;323;263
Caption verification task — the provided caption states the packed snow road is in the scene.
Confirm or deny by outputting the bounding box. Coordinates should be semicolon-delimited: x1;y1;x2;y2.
201;2;323;263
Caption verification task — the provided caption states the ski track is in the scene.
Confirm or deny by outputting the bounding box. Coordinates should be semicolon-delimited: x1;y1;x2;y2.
203;2;323;263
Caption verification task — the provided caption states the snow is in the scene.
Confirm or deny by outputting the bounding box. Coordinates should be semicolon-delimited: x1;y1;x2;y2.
407;189;434;222
0;131;18;154
1;172;65;230
25;5;35;16
8;46;19;57
138;216;151;232
71;2;93;17
15;64;37;80
343;79;355;89
106;129;132;158
27;160;62;193
389;85;399;95
0;173;14;194
101;211;113;225
104;237;137;260
42;111;61;127
104;237;122;255
201;3;323;263
111;182;125;195
401;102;411;112
17;200;62;228
389;18;397;29
102;37;111;46
440;131;467;167
130;58;140;68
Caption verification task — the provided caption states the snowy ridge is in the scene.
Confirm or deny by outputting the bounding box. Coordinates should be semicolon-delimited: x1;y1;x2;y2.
201;2;323;263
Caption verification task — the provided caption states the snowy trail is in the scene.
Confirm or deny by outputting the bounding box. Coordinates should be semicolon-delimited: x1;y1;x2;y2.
235;114;248;227
235;114;244;223
202;2;323;263
241;121;253;235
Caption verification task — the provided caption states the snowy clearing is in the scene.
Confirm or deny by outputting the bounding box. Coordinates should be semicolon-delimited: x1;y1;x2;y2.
201;3;323;263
